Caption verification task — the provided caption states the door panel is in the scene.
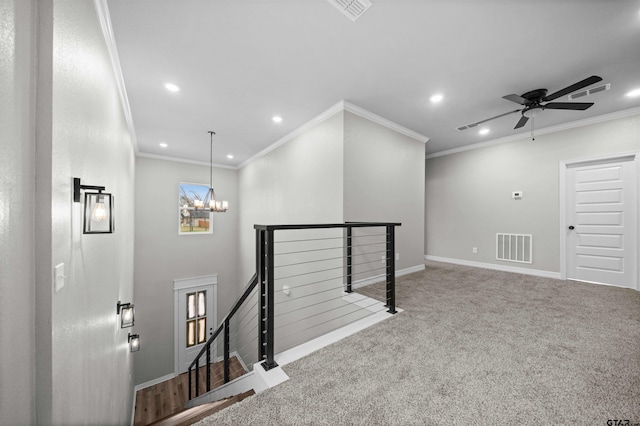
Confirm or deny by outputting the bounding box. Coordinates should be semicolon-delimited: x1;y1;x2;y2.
566;158;637;289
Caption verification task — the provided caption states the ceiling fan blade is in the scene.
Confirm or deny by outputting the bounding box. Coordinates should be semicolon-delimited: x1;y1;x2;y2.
514;115;529;129
466;109;522;127
543;102;594;110
502;94;528;105
543;75;602;102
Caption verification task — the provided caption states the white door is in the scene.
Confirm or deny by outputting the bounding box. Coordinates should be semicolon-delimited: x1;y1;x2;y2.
565;156;638;289
173;276;217;374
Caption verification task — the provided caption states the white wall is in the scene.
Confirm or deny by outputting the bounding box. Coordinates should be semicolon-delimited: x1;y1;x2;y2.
343;111;426;274
34;1;137;424
0;0;36;424
425;114;640;273
238;111;345;283
134;157;238;385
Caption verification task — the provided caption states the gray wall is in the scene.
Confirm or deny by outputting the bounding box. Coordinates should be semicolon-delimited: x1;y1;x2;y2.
231;108;426;365
344;111;426;274
238;111;345;284
46;1;137;424
0;0;36;424
425;114;640;273
134;156;238;385
0;0;138;423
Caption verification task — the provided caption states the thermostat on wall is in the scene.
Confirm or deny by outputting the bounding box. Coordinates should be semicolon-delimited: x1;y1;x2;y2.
512;191;523;199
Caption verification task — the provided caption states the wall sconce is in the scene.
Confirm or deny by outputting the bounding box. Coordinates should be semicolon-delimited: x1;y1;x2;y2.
116;301;135;328
128;333;140;352
73;177;114;234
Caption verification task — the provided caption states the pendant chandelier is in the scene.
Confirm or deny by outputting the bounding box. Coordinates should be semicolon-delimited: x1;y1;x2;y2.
194;131;228;212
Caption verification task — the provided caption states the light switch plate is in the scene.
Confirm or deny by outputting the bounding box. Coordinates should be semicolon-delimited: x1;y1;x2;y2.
54;263;65;292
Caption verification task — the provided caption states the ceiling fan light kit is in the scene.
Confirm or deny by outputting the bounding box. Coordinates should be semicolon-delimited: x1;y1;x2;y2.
458;75;603;135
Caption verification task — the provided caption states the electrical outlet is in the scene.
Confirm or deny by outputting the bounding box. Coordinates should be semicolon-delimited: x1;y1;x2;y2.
472;247;478;254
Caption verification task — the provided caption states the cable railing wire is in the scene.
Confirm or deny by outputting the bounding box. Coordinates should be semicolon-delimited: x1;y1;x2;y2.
274;285;384;317
274;298;386;345
188;222;399;401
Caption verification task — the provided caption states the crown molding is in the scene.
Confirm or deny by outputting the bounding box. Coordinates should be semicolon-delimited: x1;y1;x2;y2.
239;100;430;169
237;100;345;169
94;0;138;153
425;106;640;160
136;152;237;170
343;101;430;143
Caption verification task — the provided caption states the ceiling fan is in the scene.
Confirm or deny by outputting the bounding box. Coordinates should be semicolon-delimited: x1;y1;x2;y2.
463;75;603;130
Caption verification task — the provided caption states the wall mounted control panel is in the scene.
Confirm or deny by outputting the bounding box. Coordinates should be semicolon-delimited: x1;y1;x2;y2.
512;191;523;200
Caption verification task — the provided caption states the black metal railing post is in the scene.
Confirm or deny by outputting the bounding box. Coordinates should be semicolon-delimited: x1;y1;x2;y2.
188;369;192;400
386;225;397;314
224;319;230;383
195;358;200;397
258;229;267;363
346;226;353;293
261;229;278;371
206;341;211;392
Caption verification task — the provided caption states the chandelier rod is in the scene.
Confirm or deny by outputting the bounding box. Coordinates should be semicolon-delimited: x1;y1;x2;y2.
208;131;215;189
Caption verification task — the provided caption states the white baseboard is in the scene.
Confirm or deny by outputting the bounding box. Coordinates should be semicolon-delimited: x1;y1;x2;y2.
424;255;561;279
351;264;426;289
134;372;177;393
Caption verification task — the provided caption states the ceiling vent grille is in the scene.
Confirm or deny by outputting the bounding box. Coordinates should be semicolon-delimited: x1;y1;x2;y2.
327;0;372;22
568;83;610;100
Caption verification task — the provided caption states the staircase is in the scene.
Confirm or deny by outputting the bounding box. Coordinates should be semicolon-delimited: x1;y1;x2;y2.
134;357;249;426
139;222;400;425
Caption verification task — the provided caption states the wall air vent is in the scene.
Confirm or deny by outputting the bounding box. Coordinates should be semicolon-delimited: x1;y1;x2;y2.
568;83;610;100
496;233;532;264
327;0;372;22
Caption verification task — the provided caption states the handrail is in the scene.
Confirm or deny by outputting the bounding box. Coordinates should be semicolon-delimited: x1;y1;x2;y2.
254;222;401;231
188;222;400;401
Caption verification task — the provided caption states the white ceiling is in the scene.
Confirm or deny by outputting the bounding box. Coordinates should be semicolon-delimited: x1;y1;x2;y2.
107;0;640;166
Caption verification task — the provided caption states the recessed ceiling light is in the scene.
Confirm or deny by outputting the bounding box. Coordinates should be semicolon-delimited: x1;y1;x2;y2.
159;142;168;148
626;88;640;98
272;116;282;123
430;94;444;103
164;83;180;92
226;154;234;159
478;128;490;136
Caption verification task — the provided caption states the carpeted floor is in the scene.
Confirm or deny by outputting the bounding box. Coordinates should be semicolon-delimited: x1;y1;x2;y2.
195;261;640;425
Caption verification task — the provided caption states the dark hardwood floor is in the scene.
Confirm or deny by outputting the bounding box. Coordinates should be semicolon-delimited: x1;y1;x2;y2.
134;357;247;426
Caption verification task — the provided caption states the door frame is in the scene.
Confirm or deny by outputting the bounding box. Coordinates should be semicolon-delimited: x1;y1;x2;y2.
559;152;639;290
173;274;218;374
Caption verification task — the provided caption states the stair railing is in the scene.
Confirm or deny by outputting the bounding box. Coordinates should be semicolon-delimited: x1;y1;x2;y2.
188;222;400;400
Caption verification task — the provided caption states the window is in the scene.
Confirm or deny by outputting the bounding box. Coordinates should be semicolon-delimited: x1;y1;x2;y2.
179;182;213;235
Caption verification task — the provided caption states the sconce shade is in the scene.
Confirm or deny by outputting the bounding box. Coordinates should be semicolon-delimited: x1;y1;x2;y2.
117;301;135;328
84;192;114;234
128;333;140;352
74;178;114;234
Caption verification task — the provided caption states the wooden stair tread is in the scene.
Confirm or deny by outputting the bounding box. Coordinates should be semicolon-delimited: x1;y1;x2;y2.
134;356;248;426
149;390;255;426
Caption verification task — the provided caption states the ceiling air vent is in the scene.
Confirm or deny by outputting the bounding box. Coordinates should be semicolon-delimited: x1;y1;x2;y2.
327;0;372;22
568;83;610;100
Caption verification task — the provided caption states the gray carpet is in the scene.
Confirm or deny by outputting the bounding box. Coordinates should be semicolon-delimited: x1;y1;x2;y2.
195;261;640;425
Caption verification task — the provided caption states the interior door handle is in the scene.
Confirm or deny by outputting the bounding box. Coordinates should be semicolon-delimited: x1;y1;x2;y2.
568;226;575;230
